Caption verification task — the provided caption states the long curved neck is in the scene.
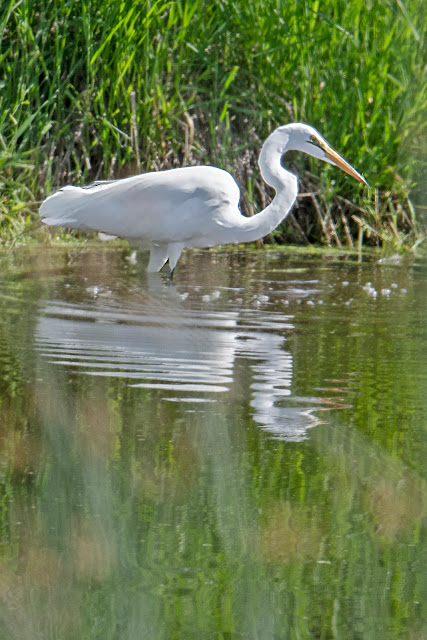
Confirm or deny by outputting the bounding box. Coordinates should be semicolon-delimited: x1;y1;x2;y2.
237;129;298;243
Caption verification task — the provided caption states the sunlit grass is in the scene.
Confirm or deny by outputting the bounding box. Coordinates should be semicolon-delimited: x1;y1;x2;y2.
0;0;425;248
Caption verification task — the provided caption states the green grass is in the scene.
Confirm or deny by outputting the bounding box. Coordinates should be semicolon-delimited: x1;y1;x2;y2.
0;0;426;249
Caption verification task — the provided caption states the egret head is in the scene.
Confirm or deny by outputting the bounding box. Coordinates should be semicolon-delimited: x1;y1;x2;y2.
278;123;369;186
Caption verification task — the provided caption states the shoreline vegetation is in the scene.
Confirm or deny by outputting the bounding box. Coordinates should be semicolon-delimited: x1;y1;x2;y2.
1;0;426;251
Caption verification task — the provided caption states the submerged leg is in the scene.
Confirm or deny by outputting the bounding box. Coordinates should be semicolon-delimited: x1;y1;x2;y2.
167;243;184;279
147;244;168;272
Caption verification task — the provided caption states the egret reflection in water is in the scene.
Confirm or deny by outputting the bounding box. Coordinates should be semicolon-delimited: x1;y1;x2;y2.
36;295;320;440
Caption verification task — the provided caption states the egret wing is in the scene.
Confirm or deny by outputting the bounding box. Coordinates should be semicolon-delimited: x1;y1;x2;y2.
40;166;241;245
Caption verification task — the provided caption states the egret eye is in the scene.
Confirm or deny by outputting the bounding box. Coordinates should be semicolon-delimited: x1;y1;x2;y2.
310;135;317;144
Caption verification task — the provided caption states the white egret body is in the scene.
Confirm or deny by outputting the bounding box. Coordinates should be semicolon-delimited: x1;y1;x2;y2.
40;123;367;275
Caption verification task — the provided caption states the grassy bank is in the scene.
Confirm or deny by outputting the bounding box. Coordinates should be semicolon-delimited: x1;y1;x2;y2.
0;0;426;249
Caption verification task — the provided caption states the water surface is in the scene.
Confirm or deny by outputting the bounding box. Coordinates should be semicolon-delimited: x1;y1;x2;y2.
0;247;425;639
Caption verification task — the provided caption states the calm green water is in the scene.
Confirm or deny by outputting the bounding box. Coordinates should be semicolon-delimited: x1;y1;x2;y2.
0;247;425;640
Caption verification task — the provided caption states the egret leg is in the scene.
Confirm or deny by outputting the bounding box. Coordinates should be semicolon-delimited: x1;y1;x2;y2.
167;243;184;278
148;244;168;272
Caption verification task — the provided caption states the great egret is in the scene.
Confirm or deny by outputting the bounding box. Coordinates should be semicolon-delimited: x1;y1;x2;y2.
40;123;368;276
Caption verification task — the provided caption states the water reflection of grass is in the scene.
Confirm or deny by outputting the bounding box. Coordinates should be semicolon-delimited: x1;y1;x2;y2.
0;251;425;639
0;373;424;639
260;500;323;564
366;475;424;541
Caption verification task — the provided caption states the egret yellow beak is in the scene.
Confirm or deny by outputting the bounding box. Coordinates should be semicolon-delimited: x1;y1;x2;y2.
324;147;369;187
